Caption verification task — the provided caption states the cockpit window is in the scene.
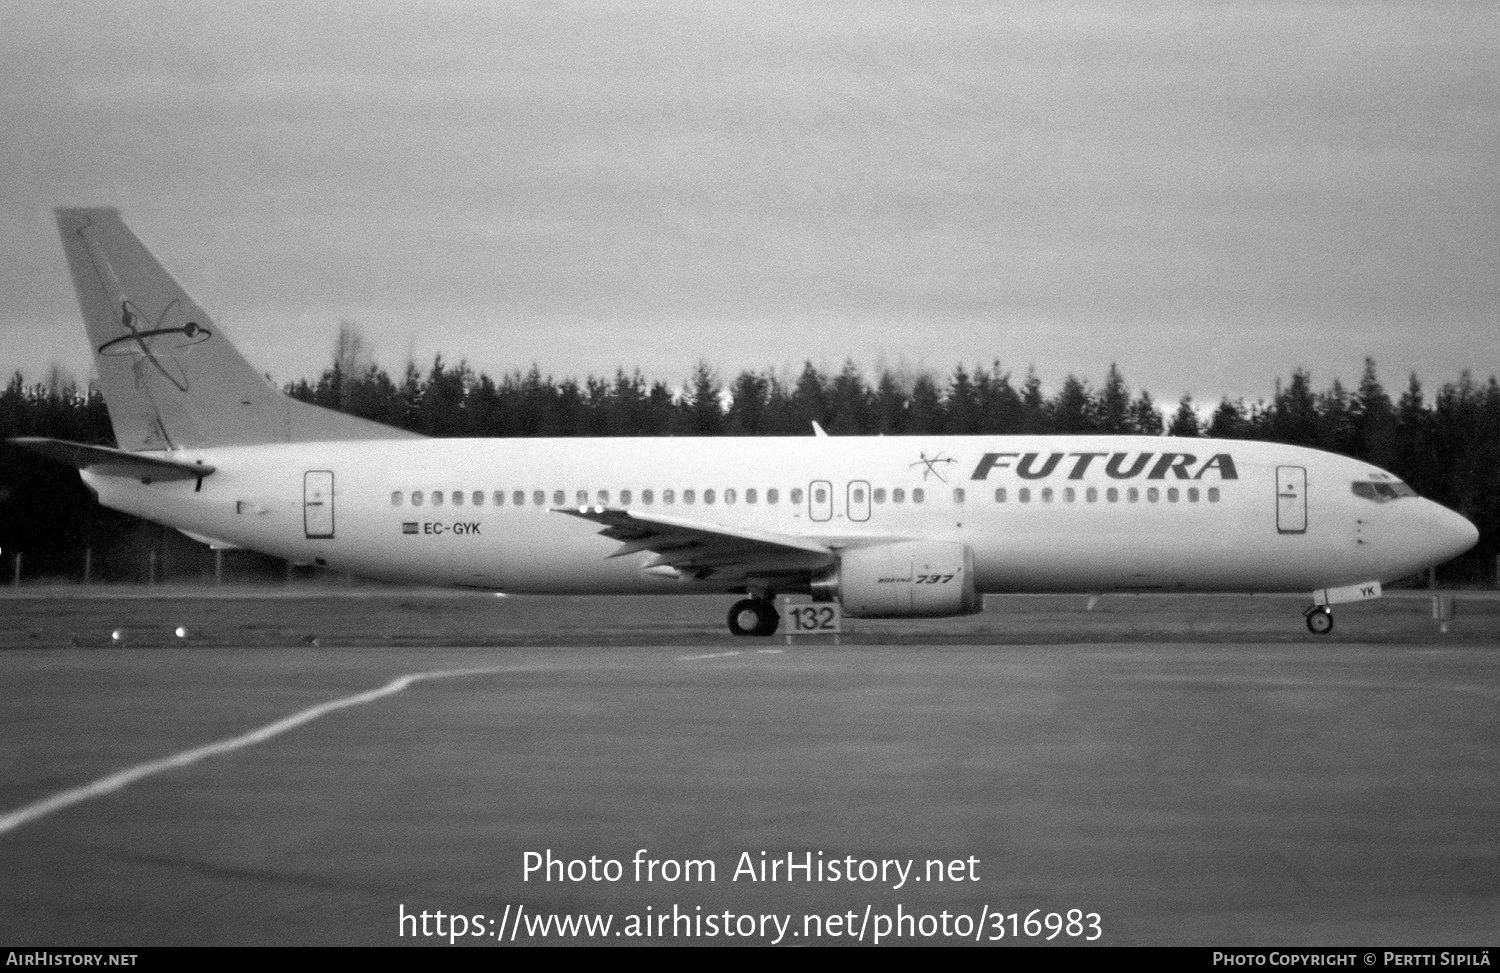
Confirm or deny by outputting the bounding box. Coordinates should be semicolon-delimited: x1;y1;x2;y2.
1351;480;1417;502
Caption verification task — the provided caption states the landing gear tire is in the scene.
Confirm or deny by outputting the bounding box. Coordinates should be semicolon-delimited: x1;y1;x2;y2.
728;598;780;637
1305;605;1334;635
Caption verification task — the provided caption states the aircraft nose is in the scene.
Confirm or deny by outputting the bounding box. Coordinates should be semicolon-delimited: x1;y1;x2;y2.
1429;503;1480;563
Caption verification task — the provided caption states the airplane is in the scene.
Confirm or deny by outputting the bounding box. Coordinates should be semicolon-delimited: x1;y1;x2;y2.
11;208;1480;637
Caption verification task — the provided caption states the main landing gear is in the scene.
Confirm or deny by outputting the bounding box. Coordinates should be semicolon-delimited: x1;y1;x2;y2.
1304;605;1334;635
727;597;780;637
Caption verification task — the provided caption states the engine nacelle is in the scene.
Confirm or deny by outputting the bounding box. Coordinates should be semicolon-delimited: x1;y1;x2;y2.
812;541;980;618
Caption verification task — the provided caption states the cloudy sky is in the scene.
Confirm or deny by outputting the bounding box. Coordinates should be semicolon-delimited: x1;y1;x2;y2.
3;1;1497;406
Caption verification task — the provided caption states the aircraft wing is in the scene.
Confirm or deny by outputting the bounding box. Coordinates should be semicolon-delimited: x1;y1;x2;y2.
8;437;215;482
554;505;834;581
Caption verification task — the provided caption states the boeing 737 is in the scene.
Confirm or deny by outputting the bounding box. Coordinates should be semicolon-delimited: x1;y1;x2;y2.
13;208;1480;636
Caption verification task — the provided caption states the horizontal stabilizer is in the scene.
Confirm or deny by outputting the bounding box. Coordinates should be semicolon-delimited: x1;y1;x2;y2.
8;437;214;482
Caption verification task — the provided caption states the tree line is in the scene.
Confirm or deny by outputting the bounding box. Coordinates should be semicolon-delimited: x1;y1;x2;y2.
1;352;1496;583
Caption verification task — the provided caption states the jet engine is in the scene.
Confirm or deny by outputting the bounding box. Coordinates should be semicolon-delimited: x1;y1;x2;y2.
811;541;980;618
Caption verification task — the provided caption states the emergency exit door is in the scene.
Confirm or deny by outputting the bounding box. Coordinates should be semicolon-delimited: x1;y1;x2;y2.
847;480;871;522
1276;466;1306;534
809;480;833;521
304;470;335;539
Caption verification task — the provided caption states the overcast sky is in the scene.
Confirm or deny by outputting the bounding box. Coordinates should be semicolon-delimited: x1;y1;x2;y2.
2;1;1497;407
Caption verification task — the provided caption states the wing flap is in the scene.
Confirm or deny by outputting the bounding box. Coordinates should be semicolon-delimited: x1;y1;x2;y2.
554;505;834;579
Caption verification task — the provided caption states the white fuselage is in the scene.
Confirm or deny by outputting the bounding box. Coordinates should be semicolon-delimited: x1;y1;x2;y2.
83;435;1477;598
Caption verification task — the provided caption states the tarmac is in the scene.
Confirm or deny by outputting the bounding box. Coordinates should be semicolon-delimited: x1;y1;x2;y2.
0;591;1496;946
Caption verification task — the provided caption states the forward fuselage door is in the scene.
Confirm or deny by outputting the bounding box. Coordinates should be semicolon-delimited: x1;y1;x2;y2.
809;480;833;522
1276;466;1307;534
847;480;871;522
304;470;335;539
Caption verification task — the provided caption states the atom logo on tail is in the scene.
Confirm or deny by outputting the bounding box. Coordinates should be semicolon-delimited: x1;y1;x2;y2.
95;297;213;392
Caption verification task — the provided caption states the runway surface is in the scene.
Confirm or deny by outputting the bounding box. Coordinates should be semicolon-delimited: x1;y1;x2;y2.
1;592;1497;945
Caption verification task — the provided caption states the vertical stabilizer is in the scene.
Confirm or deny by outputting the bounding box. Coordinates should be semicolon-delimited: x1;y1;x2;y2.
54;208;419;449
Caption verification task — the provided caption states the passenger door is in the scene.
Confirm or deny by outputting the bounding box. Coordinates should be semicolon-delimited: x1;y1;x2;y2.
304;470;335;539
1276;466;1306;534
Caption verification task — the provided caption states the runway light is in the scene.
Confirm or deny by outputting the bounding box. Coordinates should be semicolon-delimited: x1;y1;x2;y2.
175;626;187;639
111;629;122;642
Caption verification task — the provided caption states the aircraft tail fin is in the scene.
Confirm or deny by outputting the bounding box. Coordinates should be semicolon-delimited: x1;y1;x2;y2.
54;207;420;450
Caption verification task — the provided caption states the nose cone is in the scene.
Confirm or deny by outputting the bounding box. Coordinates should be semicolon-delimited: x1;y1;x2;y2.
1429;503;1480;564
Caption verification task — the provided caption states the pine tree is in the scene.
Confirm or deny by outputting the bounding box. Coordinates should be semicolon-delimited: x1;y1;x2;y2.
1130;390;1164;436
1167;395;1201;437
1097;363;1132;433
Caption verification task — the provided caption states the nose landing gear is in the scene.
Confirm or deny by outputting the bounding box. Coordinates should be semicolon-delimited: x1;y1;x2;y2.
1304;605;1334;635
727;597;780;637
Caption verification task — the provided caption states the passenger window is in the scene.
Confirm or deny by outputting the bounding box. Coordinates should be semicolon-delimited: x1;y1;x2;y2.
994;488;1007;503
1019;488;1030;503
704;489;715;504
494;491;505;506
577;490;588;506
1107;488;1119;503
1064;487;1075;502
913;488;925;504
642;489;654;505
1041;488;1053;502
892;488;904;503
598;490;609;505
853;487;866;504
767;489;779;504
391;491;402;507
952;488;964;504
1145;488;1157;502
1207;487;1220;502
412;491;423;507
1188;488;1199;502
432;491;444;507
791;488;804;504
725;488;736;504
620;489;632;505
684;489;696;504
452;491;463;506
1168;488;1179;502
813;487;826;503
664;489;675;504
746;488;758;504
473;491;485;506
1127;488;1138;503
873;488;886;504
552;490;565;506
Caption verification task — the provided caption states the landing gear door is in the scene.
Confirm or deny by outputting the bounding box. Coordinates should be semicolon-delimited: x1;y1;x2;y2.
304;470;335;539
1276;466;1306;534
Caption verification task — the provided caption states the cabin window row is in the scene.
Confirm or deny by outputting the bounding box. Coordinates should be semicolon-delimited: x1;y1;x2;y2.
389;485;1219;508
981;486;1220;504
388;486;931;508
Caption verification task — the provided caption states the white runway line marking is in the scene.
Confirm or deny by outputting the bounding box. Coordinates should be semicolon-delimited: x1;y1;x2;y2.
755;649;785;655
677;650;742;661
0;666;519;838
